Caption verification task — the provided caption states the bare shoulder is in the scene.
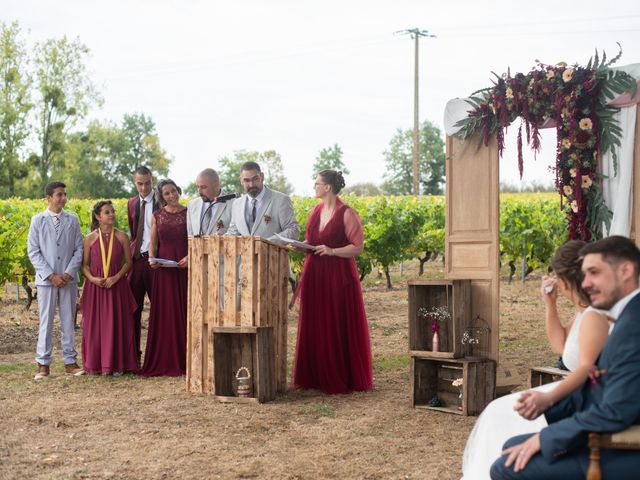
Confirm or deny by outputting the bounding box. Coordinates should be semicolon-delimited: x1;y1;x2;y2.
580;309;611;336
115;229;129;243
85;231;99;247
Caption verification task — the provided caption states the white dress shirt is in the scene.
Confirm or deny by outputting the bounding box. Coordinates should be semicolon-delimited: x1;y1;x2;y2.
140;191;154;254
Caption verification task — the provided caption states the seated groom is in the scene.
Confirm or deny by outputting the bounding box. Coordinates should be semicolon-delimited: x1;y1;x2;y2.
491;235;640;479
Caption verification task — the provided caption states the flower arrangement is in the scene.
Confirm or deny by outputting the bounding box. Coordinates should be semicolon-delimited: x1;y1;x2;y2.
418;306;451;334
454;44;637;240
461;330;481;346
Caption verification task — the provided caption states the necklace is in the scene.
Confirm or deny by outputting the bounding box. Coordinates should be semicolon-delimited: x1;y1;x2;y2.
98;228;115;279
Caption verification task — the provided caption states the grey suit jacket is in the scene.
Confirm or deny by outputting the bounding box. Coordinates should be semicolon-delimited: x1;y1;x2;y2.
187;195;234;236
226;187;299;240
27;210;84;286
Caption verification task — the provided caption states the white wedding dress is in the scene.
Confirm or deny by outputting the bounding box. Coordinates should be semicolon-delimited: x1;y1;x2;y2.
461;308;600;480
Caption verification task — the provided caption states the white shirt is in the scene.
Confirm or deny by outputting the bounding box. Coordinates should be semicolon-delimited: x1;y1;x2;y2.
200;189;222;233
140;192;154;254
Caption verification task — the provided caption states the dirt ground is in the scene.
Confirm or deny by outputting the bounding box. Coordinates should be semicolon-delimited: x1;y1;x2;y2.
0;262;574;479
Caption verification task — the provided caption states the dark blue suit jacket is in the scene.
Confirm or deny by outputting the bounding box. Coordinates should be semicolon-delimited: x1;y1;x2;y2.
540;292;640;466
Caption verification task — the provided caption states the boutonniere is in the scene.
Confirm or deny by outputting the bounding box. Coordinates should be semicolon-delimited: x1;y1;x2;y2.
588;366;607;389
216;220;224;231
264;215;271;225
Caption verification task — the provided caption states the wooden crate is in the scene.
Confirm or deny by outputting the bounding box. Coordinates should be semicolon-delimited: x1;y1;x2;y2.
530;366;569;388
186;236;289;402
408;279;471;358
212;326;275;403
411;356;495;416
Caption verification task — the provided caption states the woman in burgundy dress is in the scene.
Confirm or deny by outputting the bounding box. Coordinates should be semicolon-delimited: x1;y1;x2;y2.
81;200;139;375
141;179;188;376
293;169;373;394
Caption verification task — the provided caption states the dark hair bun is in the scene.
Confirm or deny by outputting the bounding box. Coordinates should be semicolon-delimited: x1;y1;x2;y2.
318;169;345;194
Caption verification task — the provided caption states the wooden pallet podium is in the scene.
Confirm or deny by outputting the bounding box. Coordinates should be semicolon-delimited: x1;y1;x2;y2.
186;236;289;403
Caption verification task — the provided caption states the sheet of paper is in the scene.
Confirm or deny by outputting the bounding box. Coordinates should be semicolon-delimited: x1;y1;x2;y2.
271;233;315;251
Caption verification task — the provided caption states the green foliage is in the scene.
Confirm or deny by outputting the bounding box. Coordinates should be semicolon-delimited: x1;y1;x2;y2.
217;150;293;195
341;182;382;196
0;197;129;290
359;196;427;288
31;35;102;194
499;194;567;276
63;114;171;198
0;22;31;198
311;143;350;179
0;194;570;293
382;120;445;195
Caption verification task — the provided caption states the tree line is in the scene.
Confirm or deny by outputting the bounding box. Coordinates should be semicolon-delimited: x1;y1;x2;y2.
1;21;447;200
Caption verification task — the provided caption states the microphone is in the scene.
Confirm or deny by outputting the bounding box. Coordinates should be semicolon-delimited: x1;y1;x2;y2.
212;193;240;204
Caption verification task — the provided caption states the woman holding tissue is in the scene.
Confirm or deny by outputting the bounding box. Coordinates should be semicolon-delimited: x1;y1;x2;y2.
292;170;373;394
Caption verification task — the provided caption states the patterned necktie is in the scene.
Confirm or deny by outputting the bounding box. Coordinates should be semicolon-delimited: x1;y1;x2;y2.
134;199;146;258
52;215;60;236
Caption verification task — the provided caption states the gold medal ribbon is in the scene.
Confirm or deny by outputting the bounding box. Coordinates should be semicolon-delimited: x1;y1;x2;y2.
99;229;115;280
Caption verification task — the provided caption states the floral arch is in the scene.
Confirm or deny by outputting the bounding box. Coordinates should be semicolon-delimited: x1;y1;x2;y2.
445;46;640;240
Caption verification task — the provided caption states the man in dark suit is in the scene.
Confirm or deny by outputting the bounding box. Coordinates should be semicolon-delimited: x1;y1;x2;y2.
491;235;640;479
127;166;158;360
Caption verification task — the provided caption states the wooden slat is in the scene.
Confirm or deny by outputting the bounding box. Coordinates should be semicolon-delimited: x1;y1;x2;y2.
240;237;255;326
209;236;221;327
255;240;269;326
255;326;276;402
186;236;194;391
277;249;289;392
268;244;279;327
223;236;238;326
200;238;211;393
189;237;204;393
212;326;260;333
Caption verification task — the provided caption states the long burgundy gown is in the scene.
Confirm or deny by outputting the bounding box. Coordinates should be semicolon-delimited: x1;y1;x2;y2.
293;199;373;394
81;231;139;374
141;208;188;376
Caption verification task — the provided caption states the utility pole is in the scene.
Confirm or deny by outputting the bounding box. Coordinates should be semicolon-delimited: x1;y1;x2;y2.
396;28;436;195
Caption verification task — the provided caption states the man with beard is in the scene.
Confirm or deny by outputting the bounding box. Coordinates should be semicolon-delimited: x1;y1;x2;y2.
491;235;640;479
186;168;234;236
226;161;299;240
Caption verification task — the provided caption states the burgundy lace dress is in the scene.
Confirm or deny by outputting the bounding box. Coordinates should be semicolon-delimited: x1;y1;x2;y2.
81;231;139;374
141;208;188;376
293;198;373;394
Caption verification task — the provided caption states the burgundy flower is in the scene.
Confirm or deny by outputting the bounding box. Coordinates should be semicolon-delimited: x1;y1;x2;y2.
264;215;271;225
216;220;224;231
588;366;607;389
431;320;440;334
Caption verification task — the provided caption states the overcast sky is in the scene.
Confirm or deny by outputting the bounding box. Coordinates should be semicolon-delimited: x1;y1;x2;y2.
5;0;640;195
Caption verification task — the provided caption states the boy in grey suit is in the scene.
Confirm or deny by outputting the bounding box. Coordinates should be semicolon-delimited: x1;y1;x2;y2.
226;161;299;240
27;182;85;380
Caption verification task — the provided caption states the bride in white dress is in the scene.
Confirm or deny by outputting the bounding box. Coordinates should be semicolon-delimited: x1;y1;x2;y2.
461;241;612;480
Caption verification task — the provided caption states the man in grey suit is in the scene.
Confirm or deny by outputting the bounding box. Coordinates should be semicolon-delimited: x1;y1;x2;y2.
226;161;299;240
187;168;234;236
27;181;85;380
